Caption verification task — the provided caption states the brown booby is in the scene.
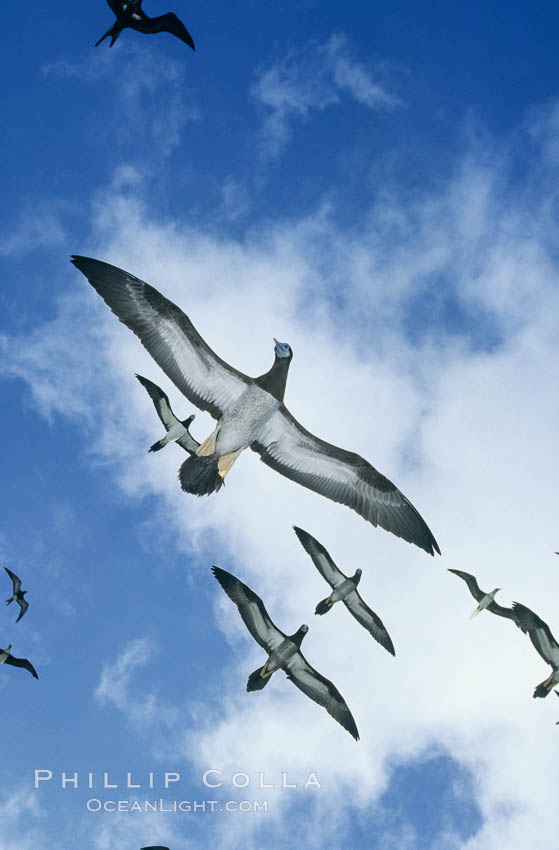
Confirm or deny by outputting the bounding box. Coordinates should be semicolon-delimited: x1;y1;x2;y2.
293;527;395;655
136;374;199;454
71;256;440;556
212;566;359;739
448;569;515;620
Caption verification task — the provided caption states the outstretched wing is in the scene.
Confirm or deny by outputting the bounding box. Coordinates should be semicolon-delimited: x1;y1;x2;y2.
343;590;395;656
135;374;200;452
4;567;21;594
15;598;29;624
293;527;345;587
283;651;359;740
212;567;286;654
512;602;559;668
4;654;38;679
131;11;195;50
253;409;440;556
72;257;250;420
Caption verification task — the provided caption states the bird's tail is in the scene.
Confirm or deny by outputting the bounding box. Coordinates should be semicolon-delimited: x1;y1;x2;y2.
95;26;120;47
179;454;224;496
5;598;12;605
247;665;272;692
315;597;333;616
149;437;168;453
533;674;555;698
469;606;481;619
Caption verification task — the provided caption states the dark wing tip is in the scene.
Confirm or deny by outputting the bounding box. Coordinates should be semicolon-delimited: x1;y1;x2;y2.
211;566;238;595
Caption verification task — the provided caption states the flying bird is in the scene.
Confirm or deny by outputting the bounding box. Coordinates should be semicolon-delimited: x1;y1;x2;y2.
4;567;29;623
512;602;559;698
136;374;199;454
71;256;440;556
293;527;395;656
0;645;38;679
96;0;195;50
448;569;515;620
211;566;359;740
141;846;170;850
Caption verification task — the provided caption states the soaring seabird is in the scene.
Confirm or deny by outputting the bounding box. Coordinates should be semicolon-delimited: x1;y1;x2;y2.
136;374;199;454
211;566;359;739
293;527;395;656
4;567;29;623
71;256;440;556
448;569;515;620
0;645;38;679
96;0;195;50
512;602;559;698
141;847;170;849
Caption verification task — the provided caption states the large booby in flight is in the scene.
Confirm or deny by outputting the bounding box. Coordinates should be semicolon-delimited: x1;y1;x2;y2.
212;566;359;740
95;0;195;50
512;602;559;698
293;527;395;656
0;645;38;679
71;256;440;555
448;569;515;620
4;567;29;623
141;846;170;849
136;374;199;454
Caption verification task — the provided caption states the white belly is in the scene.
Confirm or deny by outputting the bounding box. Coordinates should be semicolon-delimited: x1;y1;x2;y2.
216;386;280;455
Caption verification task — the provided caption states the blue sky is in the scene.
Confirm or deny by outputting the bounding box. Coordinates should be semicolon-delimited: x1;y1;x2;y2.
2;2;559;848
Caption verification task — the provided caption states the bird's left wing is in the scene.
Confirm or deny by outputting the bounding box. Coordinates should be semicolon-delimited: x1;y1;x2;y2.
4;568;21;594
132;12;195;50
15;599;29;623
72;257;250;420
343;590;395;656
284;651;359;740
253;408;440;556
212;567;286;654
293;527;345;587
5;654;38;679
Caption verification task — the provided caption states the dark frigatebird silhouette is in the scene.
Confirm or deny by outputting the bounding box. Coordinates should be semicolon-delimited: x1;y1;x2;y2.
0;645;38;679
4;567;29;623
96;1;195;50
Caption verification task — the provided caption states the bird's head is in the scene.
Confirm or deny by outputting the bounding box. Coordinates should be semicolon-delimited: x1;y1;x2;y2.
273;339;292;360
181;414;195;428
292;624;309;646
353;569;362;584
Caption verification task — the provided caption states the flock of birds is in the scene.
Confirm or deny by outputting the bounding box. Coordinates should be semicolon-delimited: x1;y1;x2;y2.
4;13;559;850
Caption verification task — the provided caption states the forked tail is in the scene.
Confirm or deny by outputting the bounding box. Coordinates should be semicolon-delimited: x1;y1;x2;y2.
179;454;224;496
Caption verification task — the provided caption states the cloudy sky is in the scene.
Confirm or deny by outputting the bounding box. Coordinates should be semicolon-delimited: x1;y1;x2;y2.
2;1;559;848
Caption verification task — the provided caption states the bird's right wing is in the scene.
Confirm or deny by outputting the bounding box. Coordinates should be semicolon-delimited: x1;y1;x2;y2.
72;257;250;420
4;568;21;594
212;567;286;654
293;527;345;587
343;590;395;656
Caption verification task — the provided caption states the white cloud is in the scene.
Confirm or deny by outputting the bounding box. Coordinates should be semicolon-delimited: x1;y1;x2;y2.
252;33;401;159
5;101;559;848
